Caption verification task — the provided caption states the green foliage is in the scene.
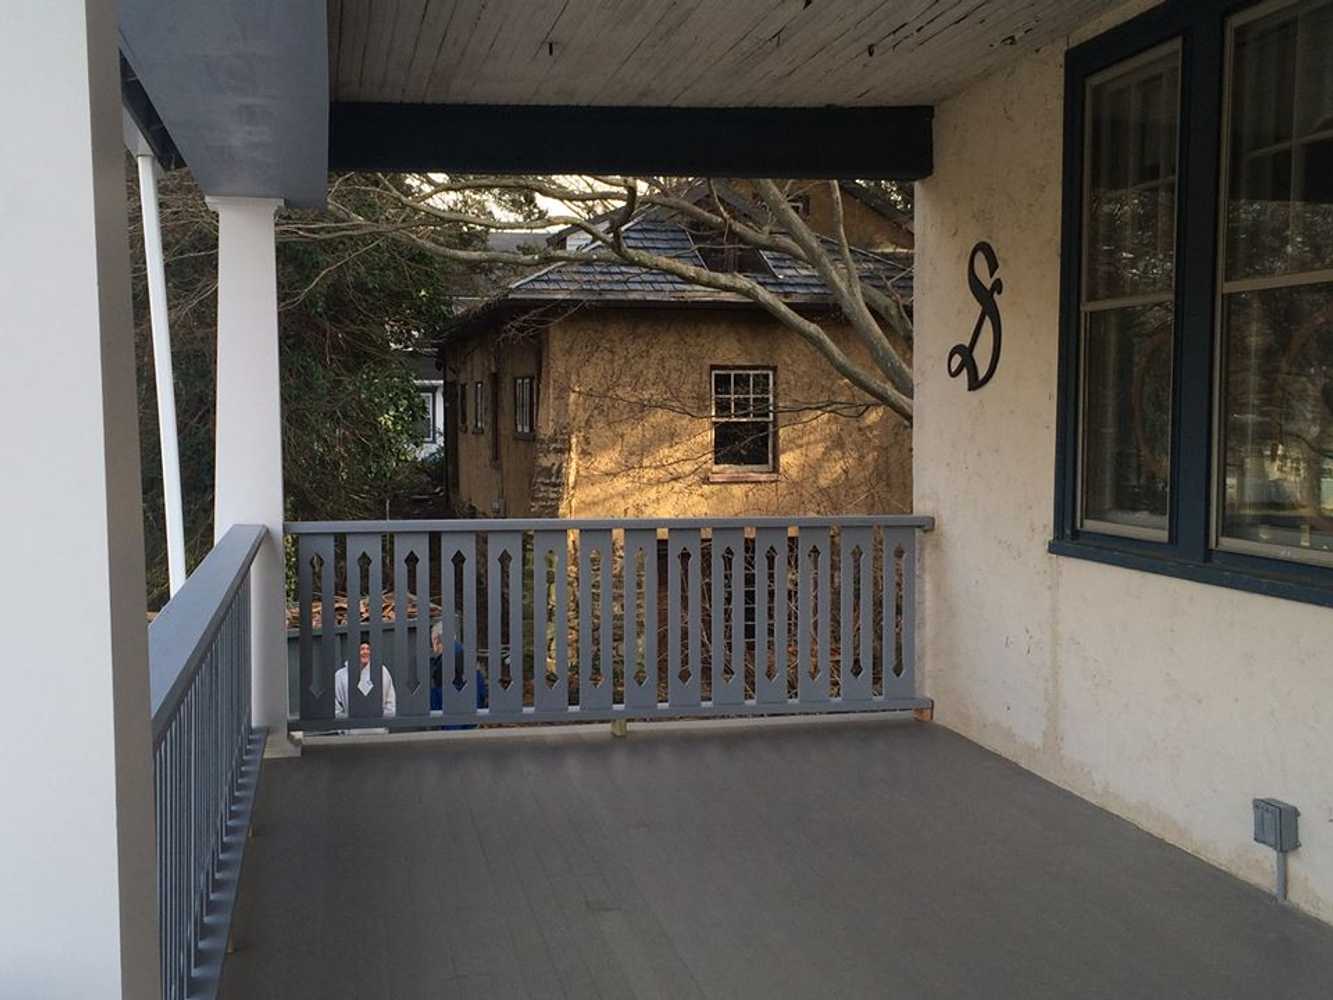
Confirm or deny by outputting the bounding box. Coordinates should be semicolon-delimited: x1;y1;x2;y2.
130;168;475;609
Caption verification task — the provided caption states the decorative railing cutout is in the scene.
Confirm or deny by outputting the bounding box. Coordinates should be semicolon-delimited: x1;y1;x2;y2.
287;516;932;729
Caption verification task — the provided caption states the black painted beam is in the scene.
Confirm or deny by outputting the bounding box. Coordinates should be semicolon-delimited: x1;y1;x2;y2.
120;53;184;170
329;103;933;179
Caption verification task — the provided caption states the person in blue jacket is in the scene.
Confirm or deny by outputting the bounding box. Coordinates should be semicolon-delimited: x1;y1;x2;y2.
430;621;487;728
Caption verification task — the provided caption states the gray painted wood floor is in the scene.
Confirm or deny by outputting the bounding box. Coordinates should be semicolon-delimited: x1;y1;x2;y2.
221;717;1333;999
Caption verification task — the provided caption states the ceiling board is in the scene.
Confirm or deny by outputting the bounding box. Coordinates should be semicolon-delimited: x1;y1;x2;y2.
331;0;1127;108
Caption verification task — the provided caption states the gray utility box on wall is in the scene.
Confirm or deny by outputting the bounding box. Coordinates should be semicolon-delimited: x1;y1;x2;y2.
1253;798;1300;853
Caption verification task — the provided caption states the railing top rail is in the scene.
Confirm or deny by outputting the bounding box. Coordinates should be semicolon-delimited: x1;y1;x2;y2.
149;524;264;742
285;514;935;534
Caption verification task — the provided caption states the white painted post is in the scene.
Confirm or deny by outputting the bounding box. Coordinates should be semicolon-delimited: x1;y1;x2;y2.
0;2;160;996
136;148;188;596
210;196;293;751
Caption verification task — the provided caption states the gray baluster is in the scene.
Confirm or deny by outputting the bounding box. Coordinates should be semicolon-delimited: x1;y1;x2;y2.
442;532;478;720
297;535;313;721
578;529;613;712
414;533;431;716
298;533;336;720
885;527;916;699
667;528;701;708
394;531;430;717
488;530;523;717
533;530;569;715
623;528;658;710
754;527;788;705
344;533;362;718
347;533;385;718
711;527;745;707
798;526;831;705
841;526;874;703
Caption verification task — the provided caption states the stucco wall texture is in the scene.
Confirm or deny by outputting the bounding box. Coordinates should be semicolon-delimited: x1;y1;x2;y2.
914;10;1333;922
453;336;542;516
455;308;912;520
545;310;911;519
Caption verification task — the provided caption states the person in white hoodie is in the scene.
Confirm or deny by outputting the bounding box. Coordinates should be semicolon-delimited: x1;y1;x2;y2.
335;638;397;720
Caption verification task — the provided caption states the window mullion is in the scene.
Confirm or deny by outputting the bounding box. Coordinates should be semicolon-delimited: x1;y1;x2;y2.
1175;16;1226;563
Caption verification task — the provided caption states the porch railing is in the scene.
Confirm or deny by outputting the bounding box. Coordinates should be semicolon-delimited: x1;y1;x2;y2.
287;516;933;731
149;524;267;1000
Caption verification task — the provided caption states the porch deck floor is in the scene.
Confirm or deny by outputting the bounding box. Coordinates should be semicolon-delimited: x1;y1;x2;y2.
221;717;1333;999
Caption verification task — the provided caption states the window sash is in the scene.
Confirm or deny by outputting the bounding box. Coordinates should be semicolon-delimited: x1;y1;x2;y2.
514;377;535;435
1212;0;1333;567
417;389;437;444
1055;0;1333;606
1076;40;1183;540
711;367;775;469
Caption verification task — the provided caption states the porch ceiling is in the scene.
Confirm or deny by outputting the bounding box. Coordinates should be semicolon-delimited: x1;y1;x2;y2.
119;0;1126;208
328;0;1117;107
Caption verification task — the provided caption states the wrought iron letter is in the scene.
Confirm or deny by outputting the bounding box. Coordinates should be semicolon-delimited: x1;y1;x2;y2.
947;241;1003;391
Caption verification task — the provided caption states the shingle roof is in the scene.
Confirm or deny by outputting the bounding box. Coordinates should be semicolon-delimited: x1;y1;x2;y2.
488;219;911;306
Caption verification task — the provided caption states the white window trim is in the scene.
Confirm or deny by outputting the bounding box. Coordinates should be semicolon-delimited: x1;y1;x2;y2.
711;367;777;474
413;379;442;448
514;376;536;436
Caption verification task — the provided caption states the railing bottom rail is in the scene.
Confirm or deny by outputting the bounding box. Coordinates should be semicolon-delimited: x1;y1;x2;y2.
293;697;932;732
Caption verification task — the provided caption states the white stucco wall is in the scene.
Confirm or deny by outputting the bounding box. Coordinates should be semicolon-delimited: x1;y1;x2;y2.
914;6;1333;922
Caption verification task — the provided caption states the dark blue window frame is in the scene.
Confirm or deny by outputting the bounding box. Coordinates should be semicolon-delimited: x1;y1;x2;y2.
1052;0;1333;608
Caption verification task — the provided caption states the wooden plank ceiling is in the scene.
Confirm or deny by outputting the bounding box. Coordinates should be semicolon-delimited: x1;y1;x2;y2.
329;0;1122;108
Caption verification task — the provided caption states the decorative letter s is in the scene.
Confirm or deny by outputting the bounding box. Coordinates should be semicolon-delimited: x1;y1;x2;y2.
947;241;1003;391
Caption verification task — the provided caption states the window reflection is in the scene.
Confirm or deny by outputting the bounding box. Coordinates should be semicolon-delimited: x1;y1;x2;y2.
1220;285;1333;556
1079;44;1181;536
1218;1;1333;563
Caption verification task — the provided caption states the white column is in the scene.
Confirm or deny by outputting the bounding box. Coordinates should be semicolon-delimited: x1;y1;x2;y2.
137;151;188;595
0;2;159;997
210;196;293;748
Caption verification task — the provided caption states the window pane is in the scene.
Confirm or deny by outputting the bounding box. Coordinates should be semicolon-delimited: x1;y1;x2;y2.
1082;303;1174;530
414;390;434;443
1085;48;1180;302
1219;282;1333;558
1226;2;1333;281
714;421;771;467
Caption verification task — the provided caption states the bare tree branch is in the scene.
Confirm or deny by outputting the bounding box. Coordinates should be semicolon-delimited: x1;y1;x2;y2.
316;173;916;422
754;179;913;405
